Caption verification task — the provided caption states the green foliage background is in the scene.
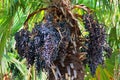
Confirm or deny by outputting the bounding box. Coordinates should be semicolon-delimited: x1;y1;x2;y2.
0;0;120;80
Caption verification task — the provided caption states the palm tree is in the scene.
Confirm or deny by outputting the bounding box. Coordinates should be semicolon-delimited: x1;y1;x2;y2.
0;0;120;80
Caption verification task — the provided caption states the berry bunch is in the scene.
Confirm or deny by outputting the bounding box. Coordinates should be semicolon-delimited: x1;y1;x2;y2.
83;14;112;75
15;9;72;72
15;1;112;79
